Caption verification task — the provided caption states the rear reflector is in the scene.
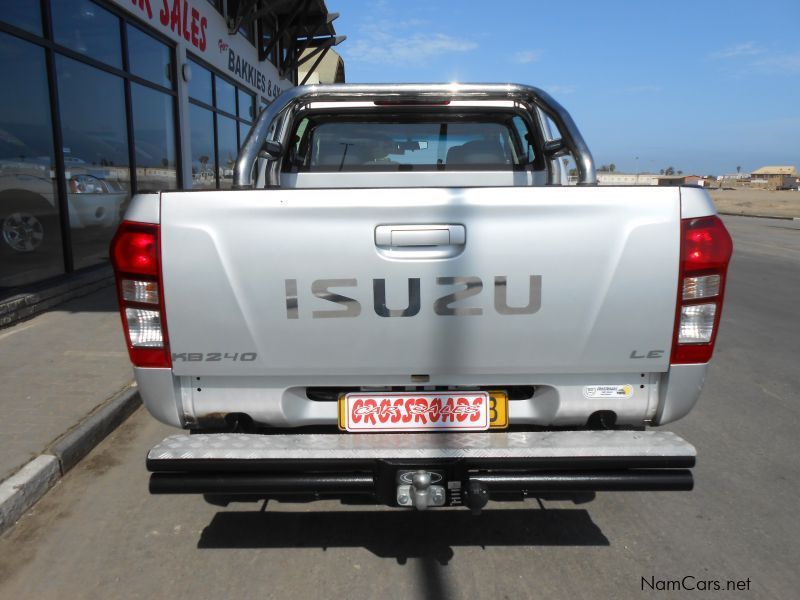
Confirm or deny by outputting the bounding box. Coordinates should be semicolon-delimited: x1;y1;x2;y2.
671;216;733;364
110;221;171;368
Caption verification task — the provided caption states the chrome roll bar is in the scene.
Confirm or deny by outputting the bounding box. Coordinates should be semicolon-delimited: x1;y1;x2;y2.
234;83;596;188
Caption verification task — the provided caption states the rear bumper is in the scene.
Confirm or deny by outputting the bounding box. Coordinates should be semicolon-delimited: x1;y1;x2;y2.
134;365;708;430
147;430;696;506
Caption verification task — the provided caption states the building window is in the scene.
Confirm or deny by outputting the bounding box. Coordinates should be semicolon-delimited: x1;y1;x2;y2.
215;76;237;115
131;83;178;192
187;57;256;189
239;21;255;45
0;33;63;289
55;55;130;270
51;0;123;68
238;89;255;122
216;115;238;188
0;1;42;36
227;0;255;45
0;0;180;285
188;58;213;105
260;16;278;66
126;24;173;89
188;104;215;189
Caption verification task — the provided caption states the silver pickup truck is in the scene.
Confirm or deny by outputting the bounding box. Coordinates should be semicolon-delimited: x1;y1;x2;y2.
110;84;733;512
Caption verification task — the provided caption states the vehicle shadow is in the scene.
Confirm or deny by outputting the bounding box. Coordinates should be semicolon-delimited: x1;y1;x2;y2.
197;506;609;564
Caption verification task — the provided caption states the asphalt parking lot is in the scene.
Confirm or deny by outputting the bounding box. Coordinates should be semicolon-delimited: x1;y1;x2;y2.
0;215;797;599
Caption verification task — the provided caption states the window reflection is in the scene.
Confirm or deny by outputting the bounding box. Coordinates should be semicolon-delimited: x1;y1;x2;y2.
238;90;255;122
131;84;177;191
238;122;251;150
0;1;42;35
188;60;212;105
215;77;236;116
56;56;130;269
0;33;63;289
217;116;237;189
189;104;215;189
127;26;173;89
52;0;122;68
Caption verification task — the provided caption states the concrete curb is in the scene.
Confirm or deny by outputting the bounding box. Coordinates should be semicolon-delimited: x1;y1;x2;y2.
0;385;141;536
48;386;141;474
0;456;61;534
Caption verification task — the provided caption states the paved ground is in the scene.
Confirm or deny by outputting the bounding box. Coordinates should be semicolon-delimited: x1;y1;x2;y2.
0;285;132;482
0;216;797;599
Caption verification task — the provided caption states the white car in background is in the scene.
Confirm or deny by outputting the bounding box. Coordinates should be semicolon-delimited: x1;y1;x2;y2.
0;153;128;254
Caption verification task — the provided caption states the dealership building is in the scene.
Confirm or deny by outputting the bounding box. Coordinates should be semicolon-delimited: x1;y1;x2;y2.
0;0;344;293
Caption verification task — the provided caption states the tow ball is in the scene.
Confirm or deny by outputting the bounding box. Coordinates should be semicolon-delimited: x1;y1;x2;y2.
396;470;446;510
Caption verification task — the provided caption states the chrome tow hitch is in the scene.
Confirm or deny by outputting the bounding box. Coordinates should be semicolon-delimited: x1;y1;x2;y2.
396;470;446;510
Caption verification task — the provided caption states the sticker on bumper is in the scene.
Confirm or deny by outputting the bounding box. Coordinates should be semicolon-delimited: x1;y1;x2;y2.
583;384;634;399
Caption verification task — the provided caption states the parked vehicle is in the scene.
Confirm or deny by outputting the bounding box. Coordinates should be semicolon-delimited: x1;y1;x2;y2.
0;127;128;254
111;84;733;512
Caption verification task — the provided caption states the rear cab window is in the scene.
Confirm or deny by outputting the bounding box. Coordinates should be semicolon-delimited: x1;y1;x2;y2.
284;111;545;173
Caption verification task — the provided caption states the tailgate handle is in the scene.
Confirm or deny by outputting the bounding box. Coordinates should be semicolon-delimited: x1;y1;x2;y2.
375;224;466;248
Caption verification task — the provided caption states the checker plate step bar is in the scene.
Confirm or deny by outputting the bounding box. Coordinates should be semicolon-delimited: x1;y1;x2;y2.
148;430;695;468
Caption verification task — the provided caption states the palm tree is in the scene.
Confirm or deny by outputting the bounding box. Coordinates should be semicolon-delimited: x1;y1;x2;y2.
736;165;741;174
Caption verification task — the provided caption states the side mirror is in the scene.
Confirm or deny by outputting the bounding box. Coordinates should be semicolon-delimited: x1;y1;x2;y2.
259;140;283;160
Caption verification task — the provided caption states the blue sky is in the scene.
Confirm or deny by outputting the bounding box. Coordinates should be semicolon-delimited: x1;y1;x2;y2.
327;0;800;175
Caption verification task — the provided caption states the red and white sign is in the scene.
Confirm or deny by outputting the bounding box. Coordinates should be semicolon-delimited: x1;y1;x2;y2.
341;392;490;432
112;0;291;99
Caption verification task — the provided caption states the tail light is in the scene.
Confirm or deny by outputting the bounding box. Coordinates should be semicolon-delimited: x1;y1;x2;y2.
671;216;733;364
110;221;171;368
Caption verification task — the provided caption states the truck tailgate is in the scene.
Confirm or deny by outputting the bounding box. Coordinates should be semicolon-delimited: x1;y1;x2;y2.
160;186;680;377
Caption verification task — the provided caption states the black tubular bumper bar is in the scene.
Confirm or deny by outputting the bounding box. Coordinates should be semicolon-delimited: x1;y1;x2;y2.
150;473;375;495
233;82;597;188
149;469;692;496
470;470;693;492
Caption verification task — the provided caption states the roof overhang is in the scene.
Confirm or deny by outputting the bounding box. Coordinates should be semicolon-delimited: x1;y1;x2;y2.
226;0;345;79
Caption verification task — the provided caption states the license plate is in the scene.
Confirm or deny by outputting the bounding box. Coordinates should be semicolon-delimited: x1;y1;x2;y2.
338;391;508;432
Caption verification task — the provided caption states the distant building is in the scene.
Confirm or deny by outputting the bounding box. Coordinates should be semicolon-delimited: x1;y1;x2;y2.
657;175;703;187
717;173;750;188
596;173;659;185
750;166;799;190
